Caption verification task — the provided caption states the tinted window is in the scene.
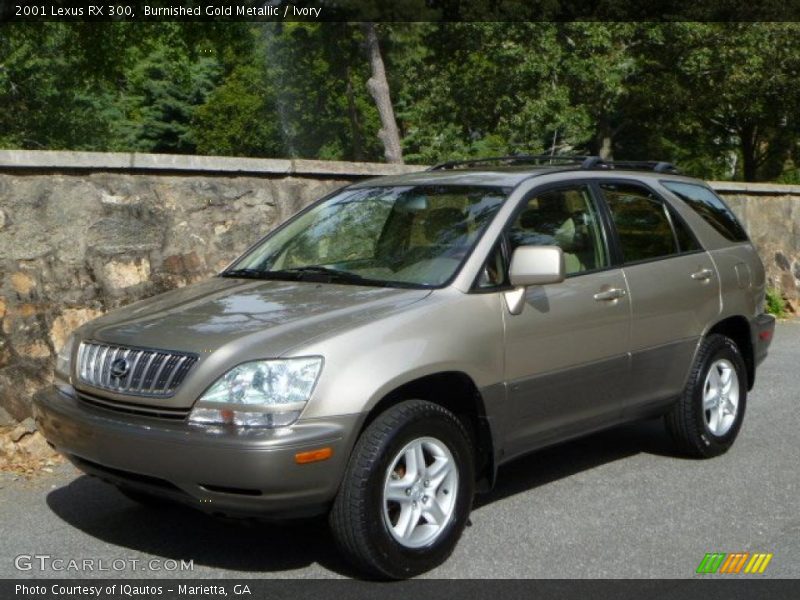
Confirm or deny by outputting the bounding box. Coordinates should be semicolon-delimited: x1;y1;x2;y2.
600;183;677;262
669;209;701;253
662;181;748;242
509;185;609;275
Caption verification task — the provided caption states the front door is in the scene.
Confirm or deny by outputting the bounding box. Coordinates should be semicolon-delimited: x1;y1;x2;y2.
500;183;631;459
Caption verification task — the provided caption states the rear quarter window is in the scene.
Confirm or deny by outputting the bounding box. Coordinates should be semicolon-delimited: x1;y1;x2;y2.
661;181;749;242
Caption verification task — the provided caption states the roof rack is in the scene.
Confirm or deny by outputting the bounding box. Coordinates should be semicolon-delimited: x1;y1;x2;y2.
427;154;680;174
600;160;680;174
427;154;593;171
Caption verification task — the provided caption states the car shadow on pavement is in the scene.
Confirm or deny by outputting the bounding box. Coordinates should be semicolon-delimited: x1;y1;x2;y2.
45;418;677;577
474;417;678;510
45;477;360;577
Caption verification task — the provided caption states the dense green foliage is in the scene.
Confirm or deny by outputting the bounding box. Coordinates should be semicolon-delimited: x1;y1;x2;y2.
766;288;788;318
2;22;800;180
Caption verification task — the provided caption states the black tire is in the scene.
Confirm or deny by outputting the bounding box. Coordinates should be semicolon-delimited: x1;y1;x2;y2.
330;400;475;579
117;486;175;509
665;334;748;458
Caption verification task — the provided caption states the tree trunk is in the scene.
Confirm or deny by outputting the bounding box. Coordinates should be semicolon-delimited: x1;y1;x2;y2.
598;135;613;161
597;116;614;161
344;65;364;161
739;123;758;182
363;23;404;164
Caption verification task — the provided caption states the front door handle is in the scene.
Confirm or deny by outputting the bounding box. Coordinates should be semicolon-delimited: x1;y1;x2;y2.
593;288;627;301
691;268;713;281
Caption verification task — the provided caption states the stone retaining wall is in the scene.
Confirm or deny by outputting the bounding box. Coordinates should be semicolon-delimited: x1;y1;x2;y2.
0;151;797;424
712;182;800;309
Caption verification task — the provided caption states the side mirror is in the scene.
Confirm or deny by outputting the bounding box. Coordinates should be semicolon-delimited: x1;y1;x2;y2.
508;245;565;287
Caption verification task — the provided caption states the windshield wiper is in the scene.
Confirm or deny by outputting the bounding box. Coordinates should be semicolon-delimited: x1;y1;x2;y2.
222;265;427;289
275;266;374;283
222;265;368;283
279;266;421;288
219;268;273;280
283;267;435;289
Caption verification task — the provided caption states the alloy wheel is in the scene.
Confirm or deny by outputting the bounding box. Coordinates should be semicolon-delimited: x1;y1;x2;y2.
382;436;459;549
703;358;740;436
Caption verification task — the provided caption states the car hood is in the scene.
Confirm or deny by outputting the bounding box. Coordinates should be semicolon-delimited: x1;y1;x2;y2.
83;276;431;357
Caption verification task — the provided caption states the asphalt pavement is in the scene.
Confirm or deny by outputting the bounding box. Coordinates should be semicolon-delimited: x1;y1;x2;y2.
1;321;798;579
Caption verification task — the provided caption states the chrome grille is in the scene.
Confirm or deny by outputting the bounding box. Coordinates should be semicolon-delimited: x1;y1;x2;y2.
77;341;197;397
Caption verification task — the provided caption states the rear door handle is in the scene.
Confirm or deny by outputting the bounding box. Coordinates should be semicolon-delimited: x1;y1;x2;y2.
593;288;627;301
691;269;713;281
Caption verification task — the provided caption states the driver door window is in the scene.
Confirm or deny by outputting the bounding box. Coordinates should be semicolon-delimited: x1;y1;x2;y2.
508;185;609;275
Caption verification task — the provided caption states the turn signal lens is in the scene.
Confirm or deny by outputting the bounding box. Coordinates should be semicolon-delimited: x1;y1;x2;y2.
295;447;333;464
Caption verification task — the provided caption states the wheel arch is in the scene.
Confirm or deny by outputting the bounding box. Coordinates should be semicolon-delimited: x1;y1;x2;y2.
707;315;755;390
358;371;497;492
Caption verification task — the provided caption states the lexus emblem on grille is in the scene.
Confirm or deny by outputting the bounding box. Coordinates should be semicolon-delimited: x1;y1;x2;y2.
109;358;130;379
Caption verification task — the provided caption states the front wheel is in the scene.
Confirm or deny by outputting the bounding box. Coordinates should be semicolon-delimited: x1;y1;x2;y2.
665;334;747;458
330;400;474;579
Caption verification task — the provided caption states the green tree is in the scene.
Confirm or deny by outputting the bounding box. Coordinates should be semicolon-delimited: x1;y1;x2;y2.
3;22;800;180
558;23;642;159
398;23;587;163
0;24;114;150
110;30;221;153
659;23;800;181
192;63;283;158
261;23;384;161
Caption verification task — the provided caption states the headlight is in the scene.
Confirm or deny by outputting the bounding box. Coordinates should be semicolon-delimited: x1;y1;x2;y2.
189;357;323;428
55;334;76;379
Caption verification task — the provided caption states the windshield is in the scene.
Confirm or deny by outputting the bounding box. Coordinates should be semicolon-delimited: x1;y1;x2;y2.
224;185;508;288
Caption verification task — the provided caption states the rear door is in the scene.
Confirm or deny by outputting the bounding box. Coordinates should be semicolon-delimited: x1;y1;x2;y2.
497;182;632;457
597;181;721;414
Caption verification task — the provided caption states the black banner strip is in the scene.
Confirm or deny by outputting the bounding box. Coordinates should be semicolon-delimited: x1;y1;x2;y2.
4;0;800;22
2;579;799;600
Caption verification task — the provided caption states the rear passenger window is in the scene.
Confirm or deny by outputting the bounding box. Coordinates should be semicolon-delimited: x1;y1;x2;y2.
669;209;701;253
661;181;748;242
600;183;677;263
509;185;609;275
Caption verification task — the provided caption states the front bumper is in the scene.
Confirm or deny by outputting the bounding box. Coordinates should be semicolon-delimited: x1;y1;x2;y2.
33;386;359;518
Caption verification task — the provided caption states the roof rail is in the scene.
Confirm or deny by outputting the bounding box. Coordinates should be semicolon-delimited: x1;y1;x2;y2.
597;160;680;174
580;156;604;169
427;154;591;171
427;154;680;174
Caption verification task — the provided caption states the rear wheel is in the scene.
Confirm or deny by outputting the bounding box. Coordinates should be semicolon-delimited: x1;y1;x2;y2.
665;334;747;458
330;400;474;579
